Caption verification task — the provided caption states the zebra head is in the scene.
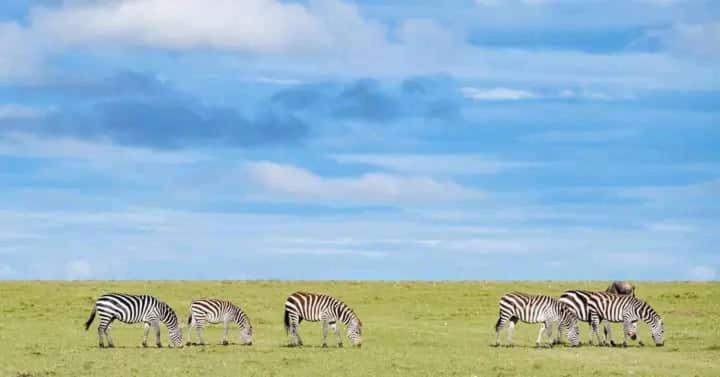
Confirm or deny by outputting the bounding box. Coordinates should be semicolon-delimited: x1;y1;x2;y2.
638;299;664;346
559;303;580;346
650;317;664;346
241;324;253;345
158;302;184;348
347;317;363;347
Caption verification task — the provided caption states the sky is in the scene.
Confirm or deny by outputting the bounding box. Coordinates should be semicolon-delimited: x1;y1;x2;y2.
0;0;718;281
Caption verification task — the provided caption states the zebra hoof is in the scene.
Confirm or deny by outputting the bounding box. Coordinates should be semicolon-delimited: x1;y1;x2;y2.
639;341;645;347
535;343;541;348
338;343;343;348
610;340;616;347
142;342;148;348
107;344;115;348
186;342;192;347
622;342;628;348
98;344;105;348
322;343;328;348
156;343;163;348
246;342;252;346
222;340;229;346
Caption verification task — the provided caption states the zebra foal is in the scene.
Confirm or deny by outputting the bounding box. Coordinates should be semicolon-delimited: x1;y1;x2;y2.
494;292;580;347
84;293;183;348
187;299;253;346
284;291;363;347
560;290;664;347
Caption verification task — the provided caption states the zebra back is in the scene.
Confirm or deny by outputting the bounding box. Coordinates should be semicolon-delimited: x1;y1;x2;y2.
191;299;252;329
499;292;575;328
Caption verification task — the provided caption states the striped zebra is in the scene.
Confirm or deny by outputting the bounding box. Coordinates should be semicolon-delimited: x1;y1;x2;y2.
560;290;664;347
187;299;253;346
494;292;580;347
283;291;363;348
84;293;183;348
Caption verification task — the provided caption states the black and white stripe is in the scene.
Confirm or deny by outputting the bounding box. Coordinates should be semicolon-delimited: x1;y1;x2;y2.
187;299;253;346
494;292;580;347
560;290;664;347
283;291;363;347
84;293;183;348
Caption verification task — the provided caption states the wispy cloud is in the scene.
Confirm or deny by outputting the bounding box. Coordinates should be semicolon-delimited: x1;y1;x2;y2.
245;161;484;203
0;104;46;119
331;154;540;175
0;133;204;163
461;87;537;101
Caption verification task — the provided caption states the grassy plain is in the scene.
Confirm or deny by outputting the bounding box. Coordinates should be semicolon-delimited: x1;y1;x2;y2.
0;281;718;377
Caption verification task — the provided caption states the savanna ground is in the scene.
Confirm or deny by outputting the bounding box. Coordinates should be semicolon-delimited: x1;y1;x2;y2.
0;281;718;377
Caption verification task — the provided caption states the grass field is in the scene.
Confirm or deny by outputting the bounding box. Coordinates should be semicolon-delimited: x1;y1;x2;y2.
1;281;718;377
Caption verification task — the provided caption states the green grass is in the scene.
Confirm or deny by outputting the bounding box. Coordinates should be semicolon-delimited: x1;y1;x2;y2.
1;281;719;377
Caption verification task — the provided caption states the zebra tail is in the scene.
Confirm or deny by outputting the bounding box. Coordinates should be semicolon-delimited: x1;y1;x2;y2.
84;305;96;331
284;308;290;335
494;316;502;331
187;313;192;325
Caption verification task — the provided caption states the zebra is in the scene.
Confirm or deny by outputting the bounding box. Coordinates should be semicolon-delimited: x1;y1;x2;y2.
84;293;183;348
560;290;664;347
494;292;580;347
283;291;363;348
186;299;253;346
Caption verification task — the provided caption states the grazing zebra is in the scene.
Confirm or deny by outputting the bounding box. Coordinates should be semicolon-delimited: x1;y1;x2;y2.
283;291;363;348
84;293;183;348
187;299;253;346
494;292;580;347
560;290;664;347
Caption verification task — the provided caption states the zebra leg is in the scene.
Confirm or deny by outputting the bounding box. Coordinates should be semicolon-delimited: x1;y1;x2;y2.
604;322;615;347
105;325;115;348
331;322;342;347
142;322;150;348
494;318;504;347
544;321;555;346
222;319;230;345
321;321;329;348
186;317;193;346
97;326;105;348
506;319;517;347
535;323;546;348
590;317;603;346
153;320;162;348
197;323;206;346
293;324;303;346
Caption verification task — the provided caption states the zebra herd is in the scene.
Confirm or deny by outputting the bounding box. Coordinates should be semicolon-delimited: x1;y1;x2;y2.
84;281;663;349
84;291;363;348
495;282;665;348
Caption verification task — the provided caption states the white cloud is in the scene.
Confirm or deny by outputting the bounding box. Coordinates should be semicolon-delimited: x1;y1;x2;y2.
527;129;639;143
617;179;720;203
689;266;717;281
245;161;484;203
331;154;539;175
64;259;92;280
31;0;332;54
0;22;42;83
0;104;46;120
0;133;204;164
462;87;625;102
461;87;537;101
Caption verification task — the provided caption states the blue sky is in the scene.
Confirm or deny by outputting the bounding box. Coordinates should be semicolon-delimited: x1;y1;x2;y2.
0;0;718;280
